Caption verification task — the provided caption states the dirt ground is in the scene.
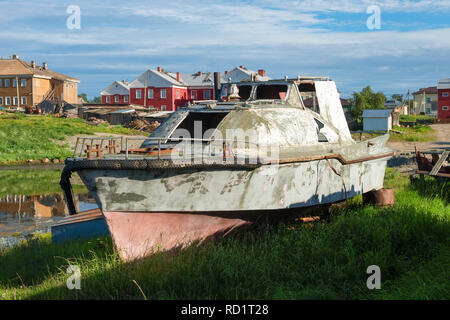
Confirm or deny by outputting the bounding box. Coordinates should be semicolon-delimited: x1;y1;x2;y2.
388;123;450;154
387;123;450;174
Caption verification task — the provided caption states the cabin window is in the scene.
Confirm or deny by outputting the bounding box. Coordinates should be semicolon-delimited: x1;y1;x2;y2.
115;96;119;103
21;79;26;87
298;83;318;112
176;89;180;99
443;92;449;97
148;89;154;99
136;89;141;99
160;89;166;99
4;79;10;87
12;79;17;87
5;97;11;105
255;85;288;100
172;112;229;140
124;96;128;102
0;97;3;105
204;90;211;99
161;105;166;111
191;90;197;99
443;106;449;111
236;85;252;100
13;96;18;105
106;96;110;103
21;96;27;105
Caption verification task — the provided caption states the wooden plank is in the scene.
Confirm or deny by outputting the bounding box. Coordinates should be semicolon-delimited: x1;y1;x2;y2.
429;150;450;176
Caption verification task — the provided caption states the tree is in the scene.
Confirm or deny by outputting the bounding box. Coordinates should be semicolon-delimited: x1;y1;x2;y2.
78;93;88;103
351;86;386;118
89;97;101;104
391;94;403;102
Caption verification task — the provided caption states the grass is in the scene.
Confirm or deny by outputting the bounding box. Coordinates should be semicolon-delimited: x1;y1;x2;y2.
0;170;87;196
399;115;435;122
0;113;142;163
352;125;436;142
389;125;437;142
0;168;448;300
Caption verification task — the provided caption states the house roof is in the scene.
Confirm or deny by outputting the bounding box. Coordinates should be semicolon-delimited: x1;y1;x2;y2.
438;79;450;90
101;81;130;95
130;69;214;88
0;57;80;82
362;109;392;118
222;66;271;83
413;86;438;95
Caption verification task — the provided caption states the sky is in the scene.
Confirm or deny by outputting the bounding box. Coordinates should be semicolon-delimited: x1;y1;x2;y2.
0;0;449;99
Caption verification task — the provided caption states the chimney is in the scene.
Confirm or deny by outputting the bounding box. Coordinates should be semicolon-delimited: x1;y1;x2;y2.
214;72;221;100
224;70;228;74
176;72;181;82
239;65;243;69
31;60;36;68
258;69;266;77
42;62;48;70
197;71;202;76
157;66;162;72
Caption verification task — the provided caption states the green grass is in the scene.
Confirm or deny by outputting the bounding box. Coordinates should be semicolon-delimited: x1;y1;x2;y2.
0;168;448;300
0;113;142;163
389;125;436;142
0;170;86;196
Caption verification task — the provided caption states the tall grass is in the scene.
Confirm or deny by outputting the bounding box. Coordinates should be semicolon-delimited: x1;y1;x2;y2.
0;168;448;300
0;114;142;163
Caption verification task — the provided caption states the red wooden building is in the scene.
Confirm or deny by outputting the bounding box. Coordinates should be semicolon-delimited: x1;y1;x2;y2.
438;79;450;119
100;80;130;104
129;67;214;111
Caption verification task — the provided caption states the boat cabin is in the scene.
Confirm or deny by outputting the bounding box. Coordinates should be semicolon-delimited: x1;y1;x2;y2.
142;78;353;150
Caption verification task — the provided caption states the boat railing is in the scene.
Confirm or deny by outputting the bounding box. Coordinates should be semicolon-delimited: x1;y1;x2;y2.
72;136;263;161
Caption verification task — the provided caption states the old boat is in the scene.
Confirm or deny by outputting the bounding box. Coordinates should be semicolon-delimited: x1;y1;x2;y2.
60;77;393;261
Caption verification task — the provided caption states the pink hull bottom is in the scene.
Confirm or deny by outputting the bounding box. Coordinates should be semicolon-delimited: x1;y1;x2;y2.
103;211;252;261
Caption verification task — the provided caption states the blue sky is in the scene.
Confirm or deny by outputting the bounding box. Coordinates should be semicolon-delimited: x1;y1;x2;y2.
1;0;449;99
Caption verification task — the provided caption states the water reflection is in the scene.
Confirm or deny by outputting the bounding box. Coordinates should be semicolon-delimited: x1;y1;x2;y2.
0;192;97;247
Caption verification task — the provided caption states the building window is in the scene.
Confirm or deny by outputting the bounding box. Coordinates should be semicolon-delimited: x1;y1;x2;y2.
12;79;17;87
203;90;211;99
148;89;153;99
443;106;449;111
115;96;119;103
5;97;11;105
176;90;180;99
21;96;27;105
0;97;3;105
191;90;197;99
124;96;128;103
21;79;27;87
136;89;142;99
160;89;166;99
13;96;18;105
161;105;166;111
426;97;430;103
443;92;449;97
106;96;110;103
5;79;10;87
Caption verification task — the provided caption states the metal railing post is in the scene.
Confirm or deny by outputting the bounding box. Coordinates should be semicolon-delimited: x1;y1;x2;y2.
125;138;129;160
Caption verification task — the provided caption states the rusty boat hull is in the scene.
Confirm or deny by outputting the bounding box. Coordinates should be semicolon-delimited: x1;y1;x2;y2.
61;78;393;261
70;135;391;261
